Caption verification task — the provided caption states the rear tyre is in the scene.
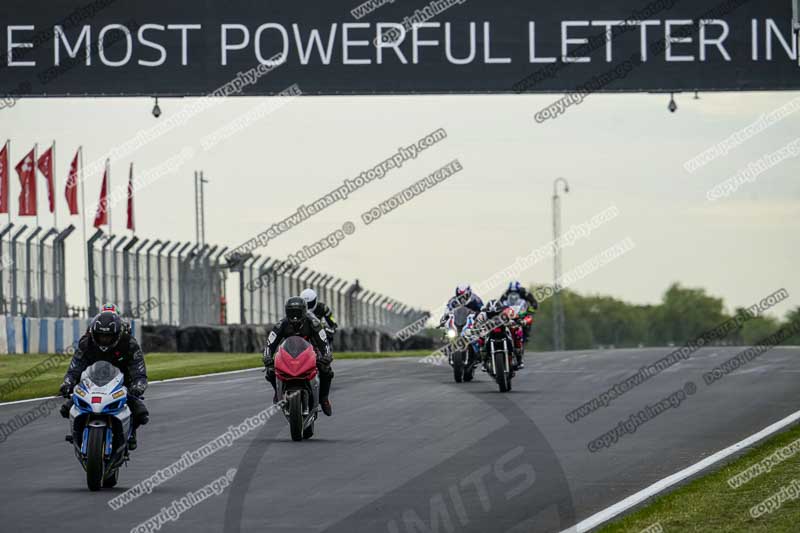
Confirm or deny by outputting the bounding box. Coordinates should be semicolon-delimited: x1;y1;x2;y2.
288;393;303;442
103;468;119;488
85;427;105;491
464;348;478;382
452;351;464;383
464;366;474;382
303;421;314;440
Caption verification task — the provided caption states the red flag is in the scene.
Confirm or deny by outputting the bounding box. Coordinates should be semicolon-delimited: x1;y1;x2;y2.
93;166;108;227
15;148;37;216
0;143;9;214
37;145;55;213
65;149;79;215
126;163;134;231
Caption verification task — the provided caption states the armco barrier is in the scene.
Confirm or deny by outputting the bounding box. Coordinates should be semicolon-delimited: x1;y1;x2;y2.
0;315;140;354
143;325;435;353
0;317;431;354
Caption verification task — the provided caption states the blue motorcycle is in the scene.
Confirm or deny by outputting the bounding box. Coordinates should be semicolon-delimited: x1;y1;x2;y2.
66;361;132;491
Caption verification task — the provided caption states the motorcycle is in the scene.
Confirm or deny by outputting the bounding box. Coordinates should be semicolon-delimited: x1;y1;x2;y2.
66;361;132;491
481;308;517;392
443;306;479;383
274;336;321;441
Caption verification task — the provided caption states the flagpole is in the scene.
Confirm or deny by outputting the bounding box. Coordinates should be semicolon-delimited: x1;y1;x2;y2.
52;140;57;230
106;158;111;236
34;143;39;231
6;140;10;232
129;162;134;236
79;146;89;312
5;140;10;306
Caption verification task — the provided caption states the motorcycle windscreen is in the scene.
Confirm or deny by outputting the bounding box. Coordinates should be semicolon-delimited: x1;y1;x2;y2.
453;307;470;328
275;336;318;380
84;361;121;387
280;336;313;358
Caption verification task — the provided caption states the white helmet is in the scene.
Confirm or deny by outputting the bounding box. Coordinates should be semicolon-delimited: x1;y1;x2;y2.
300;288;318;311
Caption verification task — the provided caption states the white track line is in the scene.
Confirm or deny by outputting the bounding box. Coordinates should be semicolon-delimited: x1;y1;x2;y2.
0;367;261;407
561;408;800;533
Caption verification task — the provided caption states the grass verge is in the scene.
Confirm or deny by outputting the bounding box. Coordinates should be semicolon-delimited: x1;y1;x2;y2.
0;350;431;403
599;422;800;533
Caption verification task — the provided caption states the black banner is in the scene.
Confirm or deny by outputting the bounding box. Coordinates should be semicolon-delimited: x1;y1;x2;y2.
1;0;798;97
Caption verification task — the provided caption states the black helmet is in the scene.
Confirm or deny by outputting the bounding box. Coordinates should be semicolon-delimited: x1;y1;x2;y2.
285;297;307;327
483;299;503;317
90;311;123;352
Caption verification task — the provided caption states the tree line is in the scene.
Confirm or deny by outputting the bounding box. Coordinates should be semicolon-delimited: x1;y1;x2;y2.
524;283;799;351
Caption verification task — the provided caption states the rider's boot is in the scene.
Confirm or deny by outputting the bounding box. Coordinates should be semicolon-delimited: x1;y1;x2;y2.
128;428;138;451
265;367;278;404
61;399;73;441
319;371;333;416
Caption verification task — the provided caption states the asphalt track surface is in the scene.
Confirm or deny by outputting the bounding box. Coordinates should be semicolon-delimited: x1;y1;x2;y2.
1;346;799;533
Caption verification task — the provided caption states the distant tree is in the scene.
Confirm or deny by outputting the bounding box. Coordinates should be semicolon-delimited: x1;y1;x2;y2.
738;315;781;345
650;283;726;345
513;281;776;352
782;307;800;345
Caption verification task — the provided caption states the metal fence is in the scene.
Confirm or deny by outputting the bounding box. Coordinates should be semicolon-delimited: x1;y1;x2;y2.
236;255;427;332
0;224;427;332
0;223;74;318
87;231;226;325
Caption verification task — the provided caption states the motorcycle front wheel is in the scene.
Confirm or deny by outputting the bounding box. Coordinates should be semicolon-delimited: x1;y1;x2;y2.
494;353;511;393
288;392;304;442
85;427;106;491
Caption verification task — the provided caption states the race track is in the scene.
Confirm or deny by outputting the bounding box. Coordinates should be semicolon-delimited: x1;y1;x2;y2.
1;346;798;533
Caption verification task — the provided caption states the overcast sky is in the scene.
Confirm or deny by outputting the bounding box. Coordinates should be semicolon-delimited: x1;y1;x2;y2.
2;89;798;321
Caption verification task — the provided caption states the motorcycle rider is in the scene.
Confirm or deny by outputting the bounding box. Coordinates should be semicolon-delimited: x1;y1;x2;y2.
91;303;131;336
263;297;334;416
300;288;338;339
500;281;538;351
439;284;484;326
500;281;539;315
474;299;523;370
58;310;149;450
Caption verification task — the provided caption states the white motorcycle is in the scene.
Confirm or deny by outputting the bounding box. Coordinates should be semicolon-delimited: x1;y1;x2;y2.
66;361;132;491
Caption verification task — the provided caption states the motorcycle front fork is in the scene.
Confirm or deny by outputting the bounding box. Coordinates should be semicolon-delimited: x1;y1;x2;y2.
481;340;520;370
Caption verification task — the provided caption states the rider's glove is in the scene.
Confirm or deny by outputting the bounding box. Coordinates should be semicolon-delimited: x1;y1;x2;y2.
59;378;75;398
129;379;147;398
262;347;274;368
59;399;72;418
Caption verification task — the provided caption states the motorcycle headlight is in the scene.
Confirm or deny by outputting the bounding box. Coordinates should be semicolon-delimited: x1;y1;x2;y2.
447;329;456;339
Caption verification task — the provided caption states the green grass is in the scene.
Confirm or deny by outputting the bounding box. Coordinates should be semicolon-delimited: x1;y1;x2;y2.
599;422;800;533
0;350;429;402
